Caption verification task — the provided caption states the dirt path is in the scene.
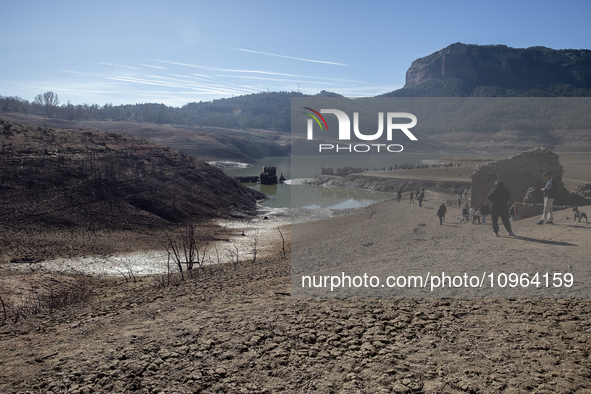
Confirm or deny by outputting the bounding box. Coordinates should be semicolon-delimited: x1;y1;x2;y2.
292;192;591;298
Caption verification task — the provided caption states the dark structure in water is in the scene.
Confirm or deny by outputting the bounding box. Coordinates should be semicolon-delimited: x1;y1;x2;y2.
234;166;284;184
234;175;259;183
260;166;278;185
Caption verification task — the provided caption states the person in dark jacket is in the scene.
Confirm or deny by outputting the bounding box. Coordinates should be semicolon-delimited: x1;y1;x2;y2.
487;180;515;237
437;202;447;225
480;202;490;224
537;172;557;225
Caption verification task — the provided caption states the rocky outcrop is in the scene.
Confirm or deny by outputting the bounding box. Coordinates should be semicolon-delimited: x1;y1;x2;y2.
470;148;563;210
574;183;591;199
523;182;591;206
471;148;591;217
405;43;591;90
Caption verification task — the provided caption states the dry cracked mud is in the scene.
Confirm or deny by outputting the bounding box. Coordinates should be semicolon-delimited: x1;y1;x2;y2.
1;192;591;393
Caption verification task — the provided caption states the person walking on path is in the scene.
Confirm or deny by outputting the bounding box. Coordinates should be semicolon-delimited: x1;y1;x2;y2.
510;204;520;222
480;202;490;224
537;172;557;225
396;189;402;202
418;191;424;207
437;202;447;225
472;208;482;224
487;180;515;237
457;194;462;207
461;203;470;223
409;191;414;204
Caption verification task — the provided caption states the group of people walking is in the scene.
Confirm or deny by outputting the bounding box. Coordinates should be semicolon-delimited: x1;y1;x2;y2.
434;172;558;237
458;201;490;224
397;188;425;207
486;172;557;236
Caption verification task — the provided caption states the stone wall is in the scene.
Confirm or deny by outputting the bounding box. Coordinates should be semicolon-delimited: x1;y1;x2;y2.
514;203;570;220
513;203;544;219
471;148;563;210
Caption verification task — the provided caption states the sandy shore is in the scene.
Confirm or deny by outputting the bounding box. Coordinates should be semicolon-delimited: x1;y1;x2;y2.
5;152;587;279
292;191;591;298
4;204;361;277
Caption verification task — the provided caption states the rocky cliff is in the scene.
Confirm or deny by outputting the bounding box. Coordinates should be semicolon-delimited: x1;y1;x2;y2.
400;43;591;96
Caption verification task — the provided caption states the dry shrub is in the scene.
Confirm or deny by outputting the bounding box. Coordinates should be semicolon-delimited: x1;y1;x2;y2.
4;278;94;324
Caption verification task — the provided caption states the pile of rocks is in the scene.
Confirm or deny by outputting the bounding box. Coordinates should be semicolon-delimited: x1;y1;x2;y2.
574;183;591;199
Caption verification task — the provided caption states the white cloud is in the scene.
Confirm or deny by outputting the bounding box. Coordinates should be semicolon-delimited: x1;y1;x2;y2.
91;62;141;70
152;59;367;84
213;74;336;85
170;73;211;81
141;64;168;70
232;48;348;66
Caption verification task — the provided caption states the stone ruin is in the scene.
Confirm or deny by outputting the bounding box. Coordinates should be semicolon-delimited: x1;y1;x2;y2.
471;148;572;218
260;166;278;185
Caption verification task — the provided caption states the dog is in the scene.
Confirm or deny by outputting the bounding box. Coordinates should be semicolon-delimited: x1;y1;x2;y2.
572;206;588;223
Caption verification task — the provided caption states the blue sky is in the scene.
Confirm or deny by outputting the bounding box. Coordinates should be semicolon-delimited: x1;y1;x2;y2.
1;0;590;107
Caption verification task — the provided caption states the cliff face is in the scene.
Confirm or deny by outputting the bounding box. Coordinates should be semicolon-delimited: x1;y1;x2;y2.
405;43;591;89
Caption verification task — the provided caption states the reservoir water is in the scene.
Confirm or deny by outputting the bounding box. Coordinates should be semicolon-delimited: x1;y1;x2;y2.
220;153;462;209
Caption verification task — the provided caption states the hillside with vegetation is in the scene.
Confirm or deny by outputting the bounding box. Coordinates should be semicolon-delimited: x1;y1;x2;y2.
0;92;344;162
0;90;342;133
0;112;291;163
0;120;264;262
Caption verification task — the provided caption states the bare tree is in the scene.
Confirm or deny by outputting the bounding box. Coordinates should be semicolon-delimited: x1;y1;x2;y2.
181;224;197;271
164;231;185;280
214;245;221;265
227;243;240;268
0;294;7;325
117;257;138;283
153;252;175;289
278;227;286;260
34;91;60;119
198;242;209;269
163;223;205;280
251;235;259;264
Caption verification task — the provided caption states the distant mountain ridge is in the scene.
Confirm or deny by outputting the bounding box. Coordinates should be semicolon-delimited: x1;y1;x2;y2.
1;90;342;134
2;43;591;157
383;43;591;97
